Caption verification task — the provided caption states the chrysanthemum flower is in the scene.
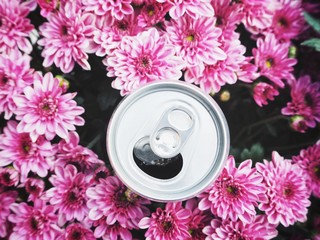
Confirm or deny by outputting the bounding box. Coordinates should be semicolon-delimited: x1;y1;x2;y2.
0;121;55;180
185;32;245;93
237;56;260;83
93;219;133;240
210;0;243;38
137;1;170;28
82;0;133;20
166;15;226;69
268;1;305;41
86;175;150;229
292;141;320;198
281;75;320;130
104;28;185;95
0;190;17;238
0;0;34;54
57;223;95;240
198;156;267;223
46;164;91;224
24;177;45;202
13;72;85;142
0;167;19;187
253;33;297;88
0;50;34;120
9;199;62;239
256;151;311;227
203;215;278;240
156;0;214;19
38;7;95;73
93;13;142;57
253;82;279;107
139;201;192;240
55;131;104;172
240;0;276;35
37;0;60;17
185;198;210;240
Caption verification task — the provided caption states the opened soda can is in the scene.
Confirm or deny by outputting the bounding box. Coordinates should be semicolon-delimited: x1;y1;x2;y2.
106;80;229;202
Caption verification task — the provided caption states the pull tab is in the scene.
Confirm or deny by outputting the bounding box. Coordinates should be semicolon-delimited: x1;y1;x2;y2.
150;106;194;159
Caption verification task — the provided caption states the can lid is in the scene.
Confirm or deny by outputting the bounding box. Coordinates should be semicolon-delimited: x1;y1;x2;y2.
107;80;230;202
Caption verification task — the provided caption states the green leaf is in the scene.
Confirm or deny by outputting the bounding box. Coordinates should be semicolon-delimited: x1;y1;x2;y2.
240;143;264;162
304;12;320;32
301;38;320;51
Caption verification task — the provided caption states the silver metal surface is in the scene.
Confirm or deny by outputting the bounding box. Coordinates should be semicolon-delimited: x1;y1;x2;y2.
106;80;230;202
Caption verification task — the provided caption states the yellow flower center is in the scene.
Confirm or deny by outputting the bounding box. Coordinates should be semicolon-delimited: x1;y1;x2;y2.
186;34;195;41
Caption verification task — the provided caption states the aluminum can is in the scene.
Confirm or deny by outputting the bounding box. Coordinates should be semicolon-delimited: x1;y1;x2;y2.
106;80;229;202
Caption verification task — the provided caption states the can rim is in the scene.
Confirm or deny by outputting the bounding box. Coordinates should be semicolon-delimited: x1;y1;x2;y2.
106;80;230;202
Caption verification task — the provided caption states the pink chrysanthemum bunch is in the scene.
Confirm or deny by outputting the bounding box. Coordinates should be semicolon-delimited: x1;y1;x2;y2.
198;156;267;223
281;75;320;132
256;151;311;227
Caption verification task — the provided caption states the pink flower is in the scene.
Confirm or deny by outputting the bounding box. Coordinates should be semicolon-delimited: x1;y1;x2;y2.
93;13;142;56
237;57;260;83
292;141;320;198
37;0;60;17
185;32;245;93
210;0;243;38
185;198;210;240
198;156;267;223
0;121;55;180
0;0;34;54
281;75;320;129
268;1;305;41
86;176;150;229
38;8;95;73
0;190;17;238
0;50;34;120
253;82;279;107
93;219;133;240
156;0;214;19
240;0;276;35
58;223;95;240
55;131;104;172
0;167;19;187
104;28;185;95
203;215;278;240
256;151;311;227
8;199;62;239
253;33;297;88
24;177;45;202
13;72;85;142
139;202;192;240
166;15;226;69
46;164;91;224
91;166;111;184
82;0;133;20
289;115;309;133
137;1;170;28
